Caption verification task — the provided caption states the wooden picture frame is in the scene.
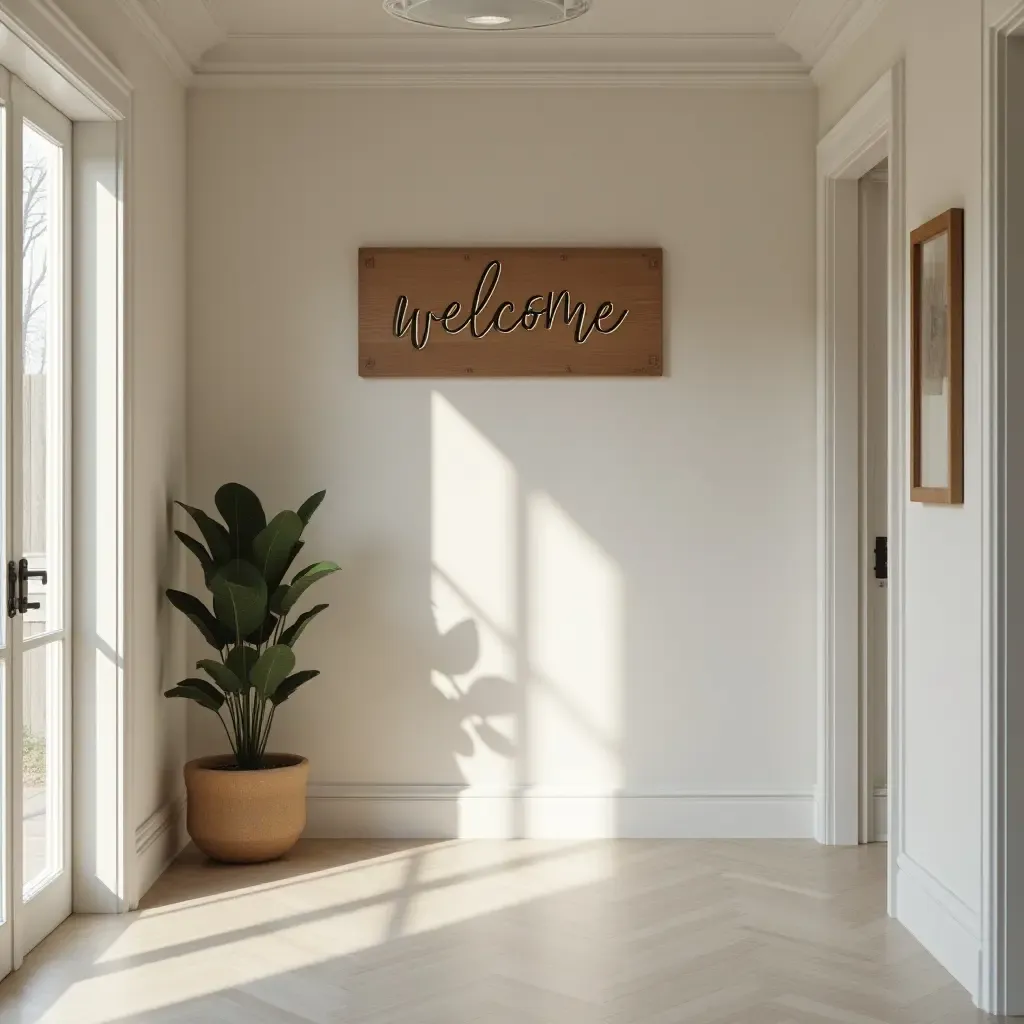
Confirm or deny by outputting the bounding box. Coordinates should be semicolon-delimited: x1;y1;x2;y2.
910;208;964;504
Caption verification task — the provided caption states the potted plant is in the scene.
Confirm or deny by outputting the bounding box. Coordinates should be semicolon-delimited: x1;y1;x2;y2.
165;482;340;863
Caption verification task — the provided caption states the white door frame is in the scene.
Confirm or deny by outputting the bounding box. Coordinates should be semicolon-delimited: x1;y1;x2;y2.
816;66;906;902
980;1;1024;1013
0;0;134;936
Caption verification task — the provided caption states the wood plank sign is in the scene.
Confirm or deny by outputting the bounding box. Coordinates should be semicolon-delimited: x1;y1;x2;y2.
358;247;663;378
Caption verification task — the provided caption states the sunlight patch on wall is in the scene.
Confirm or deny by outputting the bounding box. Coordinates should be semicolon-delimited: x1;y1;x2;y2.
431;392;516;635
430;392;518;823
74;144;124;903
527;493;623;800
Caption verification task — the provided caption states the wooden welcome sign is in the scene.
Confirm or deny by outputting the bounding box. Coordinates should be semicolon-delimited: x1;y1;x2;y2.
358;247;663;378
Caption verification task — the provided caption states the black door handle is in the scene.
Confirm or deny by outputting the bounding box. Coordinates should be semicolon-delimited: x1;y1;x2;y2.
7;558;48;617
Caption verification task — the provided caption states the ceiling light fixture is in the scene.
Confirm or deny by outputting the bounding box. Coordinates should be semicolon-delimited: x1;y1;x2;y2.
384;0;591;31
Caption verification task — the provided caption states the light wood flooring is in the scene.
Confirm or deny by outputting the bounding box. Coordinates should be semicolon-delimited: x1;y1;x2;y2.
0;840;1007;1023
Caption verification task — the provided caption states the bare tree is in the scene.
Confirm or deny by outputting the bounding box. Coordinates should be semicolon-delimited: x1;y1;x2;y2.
22;155;48;375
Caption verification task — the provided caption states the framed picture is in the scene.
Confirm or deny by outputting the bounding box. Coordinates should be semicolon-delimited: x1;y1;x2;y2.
910;208;964;504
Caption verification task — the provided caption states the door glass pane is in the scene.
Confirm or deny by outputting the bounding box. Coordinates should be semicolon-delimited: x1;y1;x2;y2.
0;101;6;651
0;659;6;925
21;120;63;638
22;642;61;894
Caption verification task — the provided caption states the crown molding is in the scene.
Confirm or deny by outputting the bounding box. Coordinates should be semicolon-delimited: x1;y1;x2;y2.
153;0;225;63
196;30;803;67
117;0;192;83
811;0;889;82
113;9;826;90
778;0;865;67
191;61;812;90
118;0;229;83
191;30;811;89
0;0;132;117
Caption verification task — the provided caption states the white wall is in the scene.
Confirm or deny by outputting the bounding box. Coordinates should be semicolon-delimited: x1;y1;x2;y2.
56;0;188;902
818;0;984;995
187;86;818;838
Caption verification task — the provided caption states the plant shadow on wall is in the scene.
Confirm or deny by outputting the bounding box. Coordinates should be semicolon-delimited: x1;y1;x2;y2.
427;615;518;765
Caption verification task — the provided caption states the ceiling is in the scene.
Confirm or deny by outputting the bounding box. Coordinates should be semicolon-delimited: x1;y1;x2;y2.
124;0;887;86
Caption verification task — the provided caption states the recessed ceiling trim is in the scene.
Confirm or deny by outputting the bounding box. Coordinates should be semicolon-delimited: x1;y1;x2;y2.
115;0;890;90
190;61;814;90
217;31;787;43
196;31;805;71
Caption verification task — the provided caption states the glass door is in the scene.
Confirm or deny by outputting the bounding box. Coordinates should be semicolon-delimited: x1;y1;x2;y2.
0;72;72;977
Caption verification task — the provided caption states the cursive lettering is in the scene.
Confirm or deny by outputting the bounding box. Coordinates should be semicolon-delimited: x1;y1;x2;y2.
392;260;629;349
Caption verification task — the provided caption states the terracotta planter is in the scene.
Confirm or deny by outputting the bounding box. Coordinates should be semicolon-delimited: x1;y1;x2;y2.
184;753;309;863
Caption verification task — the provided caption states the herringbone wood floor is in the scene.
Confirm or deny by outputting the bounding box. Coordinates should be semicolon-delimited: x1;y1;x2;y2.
0;840;1006;1023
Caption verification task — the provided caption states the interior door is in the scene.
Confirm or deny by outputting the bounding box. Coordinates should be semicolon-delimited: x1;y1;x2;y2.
0;72;72;976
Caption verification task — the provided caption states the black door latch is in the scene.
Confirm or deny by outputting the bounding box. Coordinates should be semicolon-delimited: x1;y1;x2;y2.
873;536;888;581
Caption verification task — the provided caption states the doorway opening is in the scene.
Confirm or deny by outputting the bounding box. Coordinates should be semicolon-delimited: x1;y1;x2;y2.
816;66;905;910
858;161;888;845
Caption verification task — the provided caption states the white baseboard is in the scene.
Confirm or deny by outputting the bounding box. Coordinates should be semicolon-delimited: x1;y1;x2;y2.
896;853;980;998
133;795;188;906
873;786;888;841
305;785;815;839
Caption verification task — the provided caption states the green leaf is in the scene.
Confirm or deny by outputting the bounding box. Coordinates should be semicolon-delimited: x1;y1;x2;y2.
210;560;268;641
269;584;289;616
279;603;328;648
250;644;295;699
166;589;230;650
197;659;245;694
215;483;267;561
279;541;305;586
253;511;304;588
271;670;320;706
174;531;213;579
165;678;225;712
297;490;326;526
175;502;231;565
246;612;278;646
225;645;259;687
279;562;341;615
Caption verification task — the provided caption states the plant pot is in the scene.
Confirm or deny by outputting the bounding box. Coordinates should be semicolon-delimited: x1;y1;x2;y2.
184;753;309;864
